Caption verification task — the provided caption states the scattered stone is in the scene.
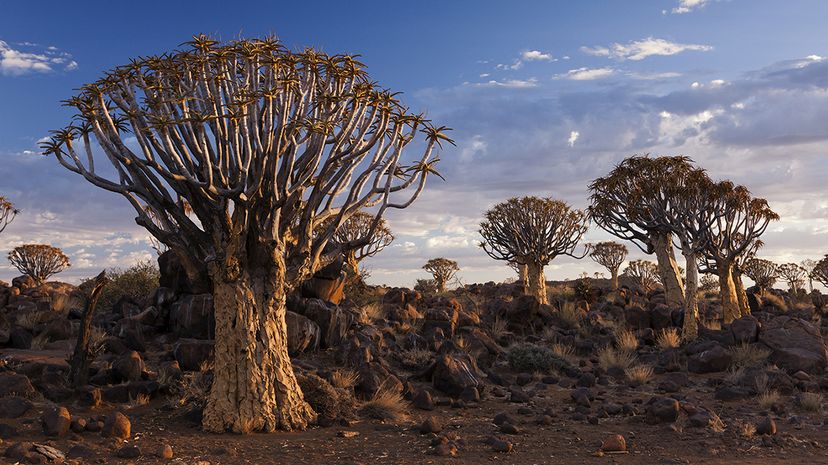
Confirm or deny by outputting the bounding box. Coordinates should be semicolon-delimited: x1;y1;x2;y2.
432;442;458;457
42;406;71;437
420;416;443;434
499;422;520;435
158;444;174;459
412;390;435;411
102;411;131;440
0;373;36;398
646;397;680;424
488;437;513;453
757;417;777;436
337;431;360;438
687;343;733;374
0;396;33;418
601;434;627;453
116;444;141;458
70;417;87;433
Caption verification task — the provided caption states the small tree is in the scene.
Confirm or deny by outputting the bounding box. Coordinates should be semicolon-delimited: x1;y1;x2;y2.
777;263;807;294
480;196;589;305
323;212;393;282
623;260;659;294
800;259;817;292
588;241;628;290
0;196;19;235
422;258;459;293
8;244;71;285
742;258;778;294
811;255;828;289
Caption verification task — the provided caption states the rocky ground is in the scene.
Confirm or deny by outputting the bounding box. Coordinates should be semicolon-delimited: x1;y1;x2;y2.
1;255;827;464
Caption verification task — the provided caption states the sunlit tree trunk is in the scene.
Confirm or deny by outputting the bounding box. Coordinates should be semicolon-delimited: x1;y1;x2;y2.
652;232;685;307
733;268;750;317
526;262;548;305
610;268;619;291
717;259;740;324
202;237;315;433
518;263;528;294
682;250;699;341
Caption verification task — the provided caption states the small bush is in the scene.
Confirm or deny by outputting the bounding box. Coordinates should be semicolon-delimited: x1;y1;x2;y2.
625;365;654;384
557;301;582;329
359;382;407;421
330;369;359;390
507;343;569;373
615;329;639;352
490;316;509;339
656;328;681;349
737;421;756;439
729;344;771;369
358;302;386;325
550;342;577;365
414;278;438;294
89;261;160;312
597;346;636;371
298;372;355;423
397;348;434;371
762;293;788;312
799;392;823;412
758;390;780;409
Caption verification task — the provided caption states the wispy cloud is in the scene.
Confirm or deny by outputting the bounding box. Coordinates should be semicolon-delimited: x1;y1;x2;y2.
671;0;712;14
581;37;713;61
0;40;78;76
567;131;580;147
521;50;554;61
467;78;538;88
557;67;615;80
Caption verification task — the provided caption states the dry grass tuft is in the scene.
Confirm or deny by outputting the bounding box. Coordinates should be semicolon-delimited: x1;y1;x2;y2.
29;332;50;350
330;369;359;391
597;346;636;371
127;393;150;408
550;342;577;365
359;383;408;422
490;316;508;340
730;344;771;369
799;392;823;412
762;293;788;312
358;302;386;325
708;411;727;433
737;421;756;439
724;367;746;385
625;364;654;384
557;301;581;329
615;329;639;352
758;390;780;409
656;328;681;350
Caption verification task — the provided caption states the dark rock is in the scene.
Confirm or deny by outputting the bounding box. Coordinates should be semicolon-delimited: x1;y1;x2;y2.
508;388;531;403
158;250;210;294
301;258;346;305
170;293;214;339
77;386;102;407
688;343;733;374
412;390;435;410
714;386;752;401
429;353;482;397
499;422;520;434
624;304;650;330
756;417;777;435
646;396;680;424
113;350;145;382
493;412;517;426
298;299;354;348
9;327;32;349
173;339;214;371
759;316;828;373
286;311;320;356
0;397;33;418
102;411;131;440
116;444;141;459
731;315;760;344
420;416;442;434
0;423;18;438
41;406;71;437
570;387;592;407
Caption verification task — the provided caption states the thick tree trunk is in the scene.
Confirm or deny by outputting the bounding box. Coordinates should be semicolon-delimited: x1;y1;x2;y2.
517;263;528;294
733;268;750;317
344;251;360;283
652;232;685;307
526;262;548;305
202;245;315;433
435;278;447;293
610;268;619;291
717;260;740;324
681;250;699;342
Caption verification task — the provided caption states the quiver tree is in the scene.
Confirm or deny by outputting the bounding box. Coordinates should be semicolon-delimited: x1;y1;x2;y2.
777;263;807;294
810;255;828;289
589;156;687;308
507;260;528;292
479;196;589;305
742;258;778;294
0;196;19;235
42;35;450;433
801;259;817;292
623;260;659;294
422;257;459;293
8;244;70;285
699;184;778;323
588;241;628;290
321;211;393;282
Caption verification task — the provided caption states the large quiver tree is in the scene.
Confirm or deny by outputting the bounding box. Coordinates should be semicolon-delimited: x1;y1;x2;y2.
43;35;450;433
589;241;628;290
588;156;687;308
479;196;589;305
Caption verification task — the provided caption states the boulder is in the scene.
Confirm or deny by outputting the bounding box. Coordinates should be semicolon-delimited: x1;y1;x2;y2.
646;396;680;424
0;373;36;398
301;258;346;305
650;304;674;331
113;351;145;382
170;293;214;339
688;343;733;374
173;339;214;371
428;351;482;397
759;316;827;373
286;311;320;356
421;307;459;337
158;250;210;294
0;397;32;419
730;315;760;344
102;411;131;440
298;299;354;348
41;406;71;437
624;303;651;330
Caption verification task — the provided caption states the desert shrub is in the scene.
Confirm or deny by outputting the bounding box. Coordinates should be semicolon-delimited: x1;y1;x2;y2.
799;392;823;412
725;367;747;385
168;360;213;411
574;276;593;302
414;278;438;294
699;274;719;292
557;301;582;329
758;390;780;409
397;348;434;371
359;382;407;421
547;283;575;300
91;260;160;312
507;343;569;373
729;344;771;369
656;328;681;349
297;372;355;423
762;293;788;312
625;364;654;384
490;316;509;339
708;411;727;433
550;342;577;365
615;329;639;352
597;346;636;371
357;302;386;325
330;369;359;390
737;421;756;439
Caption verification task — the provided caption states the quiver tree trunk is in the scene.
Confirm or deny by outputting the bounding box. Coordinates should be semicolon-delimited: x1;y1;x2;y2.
652;232;685;307
717;260;741;324
681;251;700;341
68;271;108;388
202;239;315;433
344;251;361;284
610;268;619;291
733;268;750;316
518;263;528;293
526;263;548;305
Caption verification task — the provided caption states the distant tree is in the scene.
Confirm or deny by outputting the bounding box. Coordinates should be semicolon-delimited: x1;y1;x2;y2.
811;256;828;289
589;156;689;308
699;274;719;293
777;263;807;293
800;259;818;292
507;260;528;292
8;244;71;285
422;258;459;293
0;196;19;235
742;258;778;294
42;36;450;433
623;260;659;294
480;196;589;305
589;241;628;290
414;278;438;294
323;212;393;282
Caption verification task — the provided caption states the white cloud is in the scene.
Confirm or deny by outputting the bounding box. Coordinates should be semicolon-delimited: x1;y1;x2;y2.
672;0;711;14
459;135;488;162
496;59;523;71
568;131;580;147
467;78;538;88
581;37;713;61
0;40;78;76
557;67;615;80
521;50;553;61
627;71;682;80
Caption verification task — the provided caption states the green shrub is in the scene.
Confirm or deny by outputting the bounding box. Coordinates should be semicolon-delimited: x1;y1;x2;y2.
86;260;160;312
507;343;570;373
414;278;438;294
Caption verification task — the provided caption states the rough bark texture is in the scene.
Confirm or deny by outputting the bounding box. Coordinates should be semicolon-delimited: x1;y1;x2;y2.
610;269;619;291
717;260;741;324
652;232;685;308
681;251;699;341
202;242;315;433
517;263;528;294
526;263;548;305
344;251;360;283
733;269;750;316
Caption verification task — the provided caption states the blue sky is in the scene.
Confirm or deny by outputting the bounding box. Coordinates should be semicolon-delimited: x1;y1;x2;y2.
2;0;828;288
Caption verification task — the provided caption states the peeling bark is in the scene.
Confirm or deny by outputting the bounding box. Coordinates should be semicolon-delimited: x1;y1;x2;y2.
526;262;548;305
652;232;685;308
681;250;699;341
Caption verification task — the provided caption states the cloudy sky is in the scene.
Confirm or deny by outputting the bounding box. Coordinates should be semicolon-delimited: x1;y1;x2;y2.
1;0;827;289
